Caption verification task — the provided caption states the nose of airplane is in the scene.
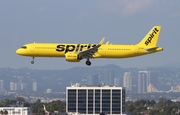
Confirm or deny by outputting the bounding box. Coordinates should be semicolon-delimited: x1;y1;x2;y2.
16;49;21;55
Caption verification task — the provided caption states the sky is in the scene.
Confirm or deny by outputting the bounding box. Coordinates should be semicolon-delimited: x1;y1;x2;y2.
0;0;180;70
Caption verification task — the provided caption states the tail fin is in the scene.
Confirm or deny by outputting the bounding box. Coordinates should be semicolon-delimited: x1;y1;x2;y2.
137;26;161;47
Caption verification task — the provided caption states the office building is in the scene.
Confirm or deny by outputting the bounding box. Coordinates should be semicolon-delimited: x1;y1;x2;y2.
66;83;126;115
138;71;150;93
114;78;120;86
21;83;27;90
32;82;37;91
89;74;100;85
10;82;15;91
149;71;159;90
14;83;21;91
0;80;4;90
103;70;115;85
123;72;132;91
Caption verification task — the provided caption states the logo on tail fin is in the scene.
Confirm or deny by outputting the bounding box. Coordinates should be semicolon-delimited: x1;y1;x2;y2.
145;28;159;46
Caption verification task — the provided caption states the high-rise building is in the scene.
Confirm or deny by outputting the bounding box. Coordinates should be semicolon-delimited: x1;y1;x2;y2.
138;71;150;93
32;82;37;91
123;72;132;91
66;83;126;115
114;78;120;86
21;83;27;90
15;83;21;91
0;80;4;90
149;71;159;90
103;70;115;85
10;82;15;91
108;70;115;85
89;74;100;85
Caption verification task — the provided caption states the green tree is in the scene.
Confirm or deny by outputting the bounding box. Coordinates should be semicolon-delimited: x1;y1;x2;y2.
126;104;135;114
31;99;46;115
16;97;25;103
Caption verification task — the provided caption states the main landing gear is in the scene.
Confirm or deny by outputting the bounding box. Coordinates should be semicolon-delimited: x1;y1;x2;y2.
31;57;34;64
86;59;91;66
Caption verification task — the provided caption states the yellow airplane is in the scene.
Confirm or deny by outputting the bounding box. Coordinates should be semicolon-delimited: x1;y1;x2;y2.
16;26;163;66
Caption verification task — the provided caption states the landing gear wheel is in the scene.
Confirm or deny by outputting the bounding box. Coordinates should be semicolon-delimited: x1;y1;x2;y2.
86;61;91;66
31;57;35;64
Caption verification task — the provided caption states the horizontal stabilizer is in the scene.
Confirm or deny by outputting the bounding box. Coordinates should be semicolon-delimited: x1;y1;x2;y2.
146;47;163;52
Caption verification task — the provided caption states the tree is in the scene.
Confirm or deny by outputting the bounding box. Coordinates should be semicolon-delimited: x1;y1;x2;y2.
16;97;25;103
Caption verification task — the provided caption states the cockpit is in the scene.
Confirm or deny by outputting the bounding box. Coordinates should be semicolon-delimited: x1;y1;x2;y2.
21;46;27;49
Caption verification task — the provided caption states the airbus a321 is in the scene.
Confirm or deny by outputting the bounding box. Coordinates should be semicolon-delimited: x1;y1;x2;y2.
16;26;163;66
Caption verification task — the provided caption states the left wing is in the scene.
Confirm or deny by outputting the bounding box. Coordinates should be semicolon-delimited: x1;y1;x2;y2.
78;37;105;58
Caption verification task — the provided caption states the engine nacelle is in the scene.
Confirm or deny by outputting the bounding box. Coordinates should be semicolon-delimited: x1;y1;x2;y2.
65;53;80;62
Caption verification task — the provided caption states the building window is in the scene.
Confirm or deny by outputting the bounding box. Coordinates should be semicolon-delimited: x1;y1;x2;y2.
102;89;110;114
68;89;76;112
78;89;86;113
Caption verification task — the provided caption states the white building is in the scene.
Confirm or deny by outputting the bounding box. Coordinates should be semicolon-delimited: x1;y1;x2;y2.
123;72;132;91
10;82;15;91
138;71;150;93
46;88;52;93
114;78;120;86
0;80;4;90
32;82;37;91
66;83;126;115
0;107;32;115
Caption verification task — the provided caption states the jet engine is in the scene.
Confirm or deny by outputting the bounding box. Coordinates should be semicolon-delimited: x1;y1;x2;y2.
65;53;80;62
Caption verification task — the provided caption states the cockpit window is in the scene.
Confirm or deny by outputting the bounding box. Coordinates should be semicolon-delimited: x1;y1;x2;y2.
21;46;27;49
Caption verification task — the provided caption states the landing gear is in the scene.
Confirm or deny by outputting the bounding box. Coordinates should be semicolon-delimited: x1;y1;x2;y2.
86;60;91;66
31;57;34;64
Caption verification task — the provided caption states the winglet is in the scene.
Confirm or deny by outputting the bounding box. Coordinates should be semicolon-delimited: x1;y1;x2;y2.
99;37;105;45
106;41;109;44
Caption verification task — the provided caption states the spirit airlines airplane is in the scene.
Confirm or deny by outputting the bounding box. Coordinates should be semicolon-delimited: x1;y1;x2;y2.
16;26;163;66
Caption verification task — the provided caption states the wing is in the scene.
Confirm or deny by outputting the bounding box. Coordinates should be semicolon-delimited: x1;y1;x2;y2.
78;44;101;58
78;37;105;59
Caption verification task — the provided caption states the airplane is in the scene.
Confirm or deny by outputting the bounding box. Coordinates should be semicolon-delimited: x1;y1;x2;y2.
16;26;163;66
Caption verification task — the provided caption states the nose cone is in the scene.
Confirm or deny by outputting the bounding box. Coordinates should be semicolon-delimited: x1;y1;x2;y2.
16;49;22;55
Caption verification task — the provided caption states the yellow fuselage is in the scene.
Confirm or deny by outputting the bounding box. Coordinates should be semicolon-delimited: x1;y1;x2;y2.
16;43;163;58
16;26;163;65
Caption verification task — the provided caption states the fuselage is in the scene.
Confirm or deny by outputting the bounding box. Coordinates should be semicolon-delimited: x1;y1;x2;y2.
16;43;162;58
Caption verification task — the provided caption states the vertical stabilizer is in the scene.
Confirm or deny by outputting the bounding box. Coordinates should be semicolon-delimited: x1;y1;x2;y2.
137;26;161;47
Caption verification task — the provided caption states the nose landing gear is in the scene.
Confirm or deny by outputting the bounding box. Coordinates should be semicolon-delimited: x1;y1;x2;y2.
31;57;34;64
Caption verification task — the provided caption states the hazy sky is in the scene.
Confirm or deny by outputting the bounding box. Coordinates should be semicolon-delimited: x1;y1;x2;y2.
0;0;180;70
